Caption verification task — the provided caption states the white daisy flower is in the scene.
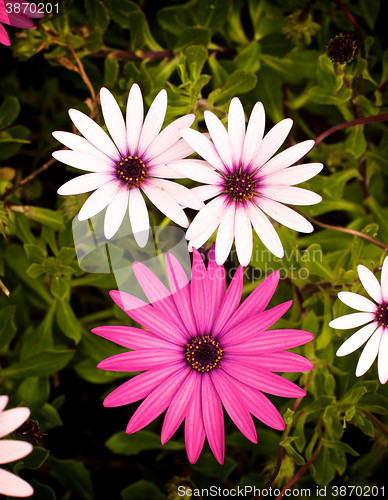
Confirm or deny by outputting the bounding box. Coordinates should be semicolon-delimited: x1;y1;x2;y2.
329;257;388;384
53;85;204;246
169;98;323;266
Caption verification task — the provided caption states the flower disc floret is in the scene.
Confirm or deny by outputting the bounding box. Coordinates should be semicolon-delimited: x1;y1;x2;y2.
116;155;147;188
376;304;388;328
224;171;256;203
186;334;223;372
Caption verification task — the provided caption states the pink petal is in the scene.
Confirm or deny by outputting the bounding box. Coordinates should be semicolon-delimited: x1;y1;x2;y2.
241;101;265;170
143;114;195;162
7;0;43;18
142;182;188;228
211;371;257;443
0;441;33;464
185;374;206;463
78;181;121;221
92;325;182;350
0;11;33;28
126;83;143;156
260;163;324;186
257;139;315;176
69;109;120;161
201;373;225;464
100;87;128;156
97;349;182;371
235;204;252;266
357;264;383;304
52;150;114;173
215;203;236;266
161;370;200;444
180;128;228;174
229;351;313;372
206;243;226;331
103;363;186;407
191;249;211;334
52;131;112;162
137;89;167;156
221;360;306;397
258;186;322;206
256;197;313;233
57;172;114;195
104;186;129;239
204;110;233;171
226;329;314;354
220;301;293;344
228;97;245;168
0;407;30;438
166;160;222;184
212;267;243;337
0;24;11;46
126;365;190;433
0;468;34;497
246;202;284;258
129;187;149;248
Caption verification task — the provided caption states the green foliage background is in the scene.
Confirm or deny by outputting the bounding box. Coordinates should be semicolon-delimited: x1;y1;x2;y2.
0;0;388;498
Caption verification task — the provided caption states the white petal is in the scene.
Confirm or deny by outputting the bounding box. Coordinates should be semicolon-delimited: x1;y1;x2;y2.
68;109;120;161
147;166;187;179
53;150;114;173
57;173;114;195
166;160;222;184
215;203;236;265
147;139;195;168
228;98;245;167
143;114;195;162
256;197;313;233
246;203;284;258
52;131;111;162
186;196;228;240
255;139;314;175
142;182;188;228
100;87;128;156
258;186;322;206
337;292;378;313
249;118;293;172
241;102;265;170
381;257;388;303
329;312;376;330
378;328;388;383
104;187;129;239
0;468;34;497
129;188;149;248
356;327;383;377
0;441;33;464
235;204;252;266
180;128;228;173
146;178;204;210
191;185;224;202
336;321;379;356
0;408;30;438
204;110;233;170
137;89;167;156
78;181;121;221
126;83;144;156
260;163;324;186
358;265;383;304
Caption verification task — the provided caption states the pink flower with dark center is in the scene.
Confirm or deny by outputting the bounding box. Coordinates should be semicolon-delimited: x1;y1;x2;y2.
0;0;44;46
0;396;34;498
169;98;323;266
93;245;314;464
53;85;204;246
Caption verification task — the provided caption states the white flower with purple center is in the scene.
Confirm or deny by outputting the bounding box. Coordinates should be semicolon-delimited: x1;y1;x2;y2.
53;85;204;246
169;98;323;266
329;257;388;384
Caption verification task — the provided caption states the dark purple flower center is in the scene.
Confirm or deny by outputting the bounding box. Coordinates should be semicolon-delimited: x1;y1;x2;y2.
185;334;223;372
224;172;256;203
115;155;147;188
326;34;356;64
376;303;388;328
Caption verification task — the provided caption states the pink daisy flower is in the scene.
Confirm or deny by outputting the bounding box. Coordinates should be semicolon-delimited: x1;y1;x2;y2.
92;245;314;464
0;396;34;498
329;257;388;384
0;0;44;46
53;85;204;246
169;98;323;266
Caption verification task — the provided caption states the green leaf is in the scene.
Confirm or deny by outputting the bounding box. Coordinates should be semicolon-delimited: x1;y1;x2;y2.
194;0;231;30
56;299;82;344
157;6;193;36
359;0;380;30
322;439;359;456
106;430;185;456
283;442;305;465
85;0;110;32
11;206;65;231
104;56;119;87
51;276;69;301
24;244;46;263
185;45;208;82
0;97;20;129
209;70;257;105
323;169;359;200
255;66;283;123
345;125;367;159
294;413;308;453
31;481;57;500
85;27;103;52
22;303;55;359
22;447;50;469
192;452;237;481
236;41;261;73
121;481;164;500
26;263;45;278
15;376;50;415
308;85;352;105
175;27;211;52
225;429;279;455
128;10;146;51
0;350;74;378
74;358;124;384
303;395;336;414
303;244;336;282
0;305;17;350
39;403;63;429
364;197;388;243
50;458;94;500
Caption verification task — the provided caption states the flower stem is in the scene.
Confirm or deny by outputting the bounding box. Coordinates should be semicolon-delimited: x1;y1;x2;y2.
298;0;318;22
359;409;388;439
0;278;10;297
251;446;285;500
298;211;388;250
315;113;388;145
275;441;322;500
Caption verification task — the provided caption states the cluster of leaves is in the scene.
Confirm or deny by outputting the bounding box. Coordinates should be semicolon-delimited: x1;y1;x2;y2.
1;0;388;498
